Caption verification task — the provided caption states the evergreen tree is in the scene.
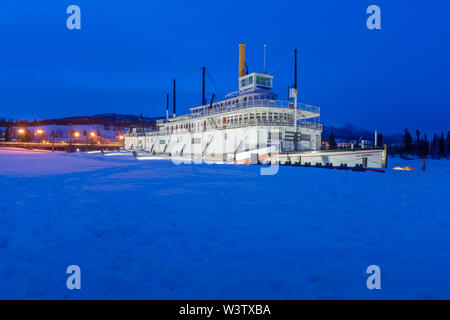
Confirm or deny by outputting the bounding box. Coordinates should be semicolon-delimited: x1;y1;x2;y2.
423;134;429;157
439;133;445;157
415;130;421;155
329;131;337;150
403;129;413;154
377;133;383;147
417;134;426;158
446;131;450;156
431;134;439;155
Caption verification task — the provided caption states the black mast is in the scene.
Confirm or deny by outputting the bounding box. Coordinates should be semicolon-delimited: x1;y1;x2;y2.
173;79;176;117
166;93;169;120
294;48;298;90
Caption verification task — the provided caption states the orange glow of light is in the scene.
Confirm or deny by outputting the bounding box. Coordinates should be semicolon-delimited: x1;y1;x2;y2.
90;132;96;137
73;131;80;138
36;129;44;135
118;135;124;140
393;166;415;171
18;128;25;134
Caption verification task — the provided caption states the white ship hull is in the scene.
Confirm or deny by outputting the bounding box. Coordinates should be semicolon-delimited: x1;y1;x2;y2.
125;126;386;168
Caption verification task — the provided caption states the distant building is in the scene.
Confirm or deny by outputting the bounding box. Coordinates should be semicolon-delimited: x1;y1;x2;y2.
0;127;5;141
335;139;358;149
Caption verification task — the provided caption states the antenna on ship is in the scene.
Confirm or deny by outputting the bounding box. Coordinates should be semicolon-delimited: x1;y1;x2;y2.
263;43;267;74
173;79;176;118
291;48;299;151
202;67;206;105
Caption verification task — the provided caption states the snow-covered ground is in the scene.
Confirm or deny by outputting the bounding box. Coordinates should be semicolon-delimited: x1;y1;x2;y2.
0;147;449;299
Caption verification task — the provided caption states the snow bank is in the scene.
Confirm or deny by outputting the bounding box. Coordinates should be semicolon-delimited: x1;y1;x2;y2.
0;148;449;299
0;148;133;177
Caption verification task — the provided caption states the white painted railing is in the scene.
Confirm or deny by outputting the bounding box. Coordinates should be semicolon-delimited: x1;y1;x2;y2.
157;99;320;124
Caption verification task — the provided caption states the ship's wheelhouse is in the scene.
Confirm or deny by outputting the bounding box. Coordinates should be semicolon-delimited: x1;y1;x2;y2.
239;72;274;95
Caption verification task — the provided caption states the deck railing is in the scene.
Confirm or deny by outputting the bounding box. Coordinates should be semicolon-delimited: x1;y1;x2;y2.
157;99;320;124
132;119;322;137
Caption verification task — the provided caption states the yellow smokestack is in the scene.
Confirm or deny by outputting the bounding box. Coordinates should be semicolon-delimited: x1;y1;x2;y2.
239;44;246;78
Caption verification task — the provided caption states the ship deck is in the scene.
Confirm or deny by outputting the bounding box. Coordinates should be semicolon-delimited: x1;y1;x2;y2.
158;99;320;125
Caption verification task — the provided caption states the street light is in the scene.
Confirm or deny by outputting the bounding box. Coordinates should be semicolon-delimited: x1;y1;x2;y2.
18;128;25;135
73;131;80;138
36;129;44;135
90;132;96;137
118;135;124;141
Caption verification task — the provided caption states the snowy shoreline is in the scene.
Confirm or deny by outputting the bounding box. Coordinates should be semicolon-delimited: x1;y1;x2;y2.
0;148;449;299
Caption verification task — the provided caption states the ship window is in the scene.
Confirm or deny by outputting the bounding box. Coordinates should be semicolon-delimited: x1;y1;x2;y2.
256;76;265;86
301;134;311;141
241;76;254;87
256;76;271;87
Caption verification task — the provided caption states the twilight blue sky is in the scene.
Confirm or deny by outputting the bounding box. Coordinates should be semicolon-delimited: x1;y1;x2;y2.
0;0;449;133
